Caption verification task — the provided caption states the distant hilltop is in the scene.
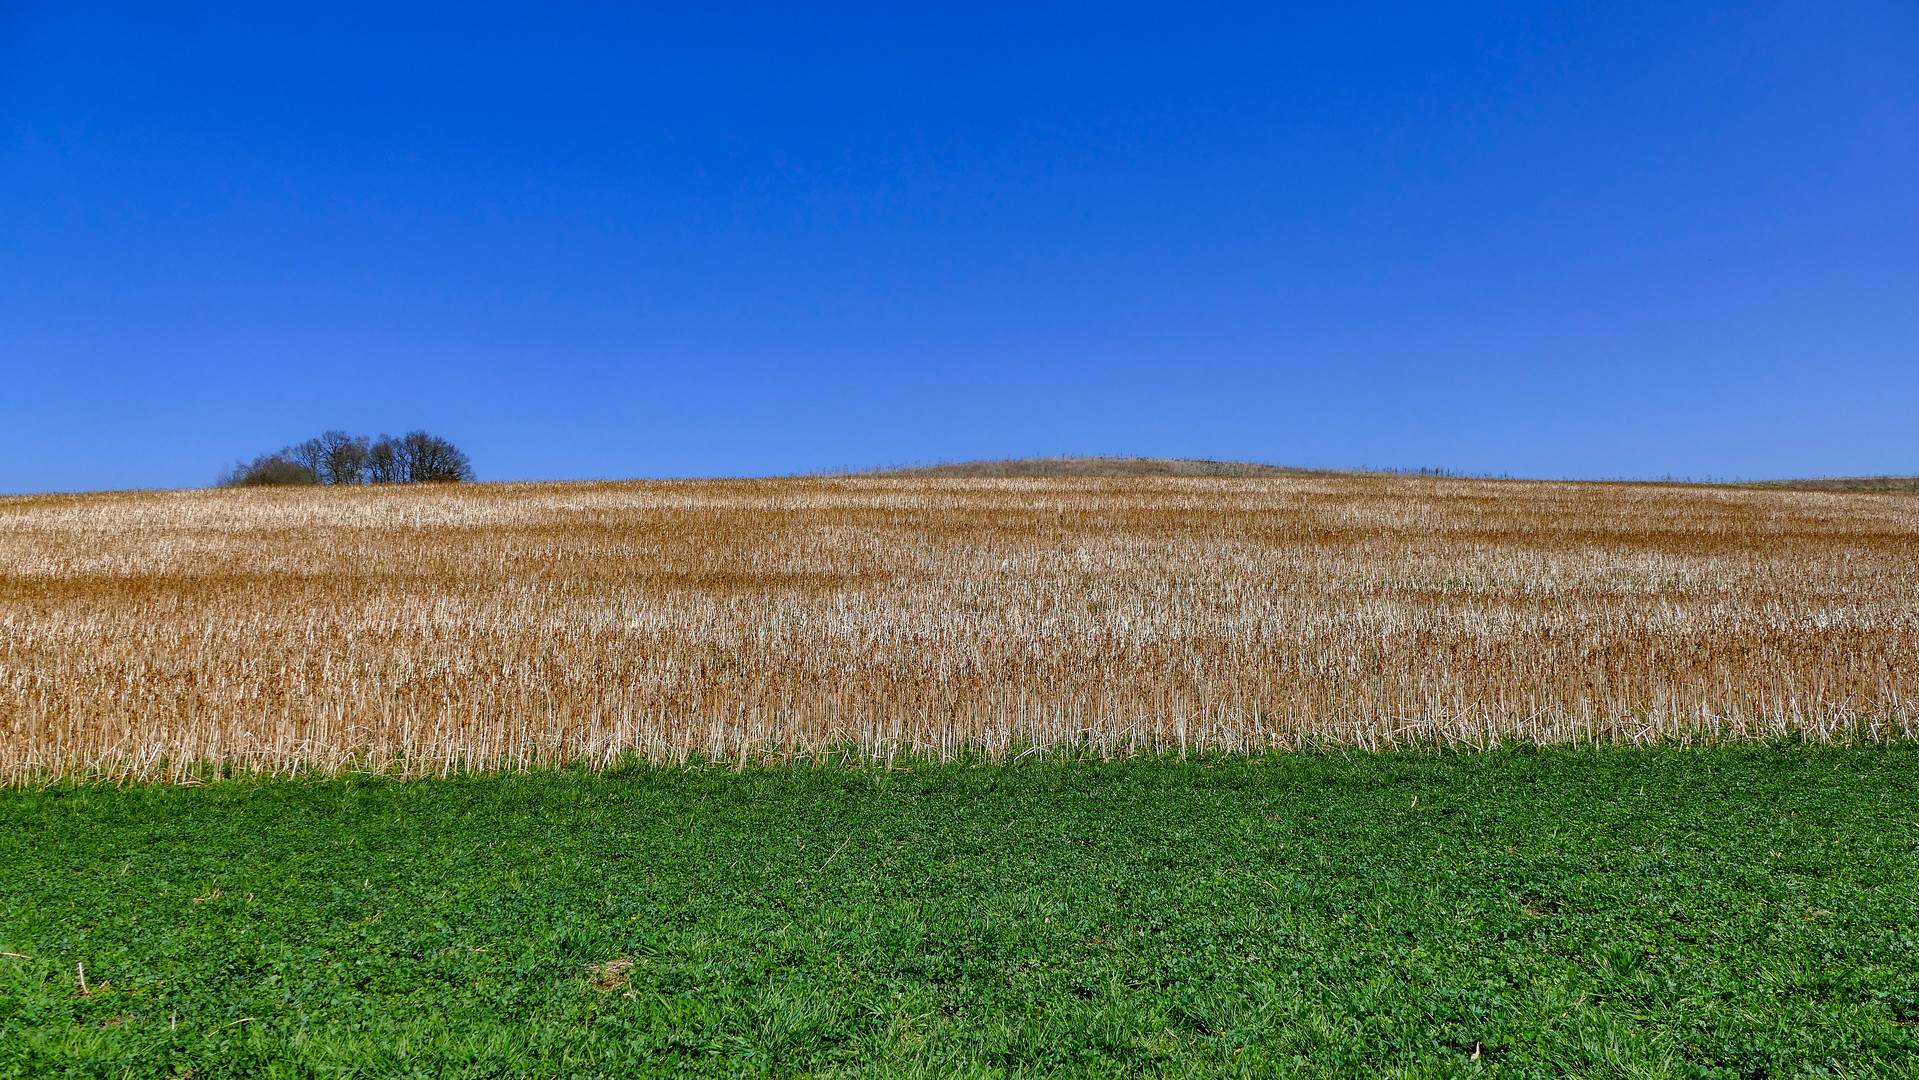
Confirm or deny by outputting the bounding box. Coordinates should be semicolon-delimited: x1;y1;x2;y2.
851;456;1356;478
845;456;1918;490
1732;476;1919;493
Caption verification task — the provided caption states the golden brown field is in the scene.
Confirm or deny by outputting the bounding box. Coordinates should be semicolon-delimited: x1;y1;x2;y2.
3;475;1917;782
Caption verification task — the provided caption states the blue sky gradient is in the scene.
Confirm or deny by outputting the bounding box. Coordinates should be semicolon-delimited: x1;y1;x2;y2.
3;1;1915;491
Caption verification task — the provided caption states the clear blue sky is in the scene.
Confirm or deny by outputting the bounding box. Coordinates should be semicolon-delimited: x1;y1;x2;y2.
4;1;1915;491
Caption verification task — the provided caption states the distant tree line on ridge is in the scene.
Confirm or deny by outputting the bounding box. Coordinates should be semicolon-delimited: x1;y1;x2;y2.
221;430;474;486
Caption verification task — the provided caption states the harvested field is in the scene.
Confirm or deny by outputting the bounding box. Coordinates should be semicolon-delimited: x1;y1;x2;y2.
2;475;1916;781
1738;475;1919;493
856;455;1347;477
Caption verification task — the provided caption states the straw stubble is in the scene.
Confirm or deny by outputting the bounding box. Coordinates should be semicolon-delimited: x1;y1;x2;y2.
2;475;1915;781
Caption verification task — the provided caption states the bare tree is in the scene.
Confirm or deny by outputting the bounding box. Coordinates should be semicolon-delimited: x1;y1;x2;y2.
400;431;474;483
287;437;326;480
316;430;370;485
366;435;405;483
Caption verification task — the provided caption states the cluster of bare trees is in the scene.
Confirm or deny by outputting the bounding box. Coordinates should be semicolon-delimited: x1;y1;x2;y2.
221;431;474;486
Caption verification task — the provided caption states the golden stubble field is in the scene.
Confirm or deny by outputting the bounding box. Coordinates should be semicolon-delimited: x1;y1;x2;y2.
2;475;1916;782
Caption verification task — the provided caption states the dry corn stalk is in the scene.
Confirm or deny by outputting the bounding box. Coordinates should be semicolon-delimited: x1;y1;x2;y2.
2;475;1915;782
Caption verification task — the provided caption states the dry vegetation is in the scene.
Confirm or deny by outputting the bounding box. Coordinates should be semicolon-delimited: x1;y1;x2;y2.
857;456;1349;478
1737;476;1919;493
3;474;1917;782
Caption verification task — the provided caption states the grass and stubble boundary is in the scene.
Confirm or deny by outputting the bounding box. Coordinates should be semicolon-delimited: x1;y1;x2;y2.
2;474;1917;783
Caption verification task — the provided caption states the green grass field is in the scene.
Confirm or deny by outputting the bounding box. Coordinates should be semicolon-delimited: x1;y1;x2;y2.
3;747;1916;1078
